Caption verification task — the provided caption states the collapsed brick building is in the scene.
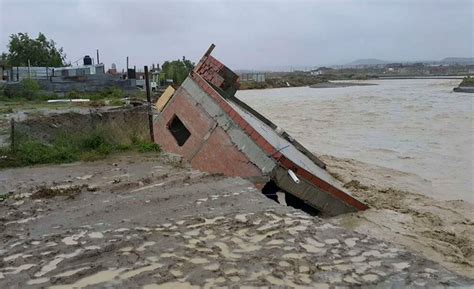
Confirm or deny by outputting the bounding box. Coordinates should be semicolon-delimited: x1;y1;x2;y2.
154;45;368;216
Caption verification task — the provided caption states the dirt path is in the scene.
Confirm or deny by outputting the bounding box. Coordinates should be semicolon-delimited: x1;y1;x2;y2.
0;153;472;288
322;155;474;278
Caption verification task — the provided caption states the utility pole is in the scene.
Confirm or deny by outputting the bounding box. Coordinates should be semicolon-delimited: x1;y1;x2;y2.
144;65;155;142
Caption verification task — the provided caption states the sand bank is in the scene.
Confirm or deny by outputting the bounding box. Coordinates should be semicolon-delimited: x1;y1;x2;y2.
322;155;474;278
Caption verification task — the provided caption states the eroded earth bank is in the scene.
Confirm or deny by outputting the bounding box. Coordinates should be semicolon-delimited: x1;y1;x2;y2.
0;153;473;288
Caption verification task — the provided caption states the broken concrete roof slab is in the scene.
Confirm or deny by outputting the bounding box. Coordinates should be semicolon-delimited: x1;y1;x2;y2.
153;44;368;216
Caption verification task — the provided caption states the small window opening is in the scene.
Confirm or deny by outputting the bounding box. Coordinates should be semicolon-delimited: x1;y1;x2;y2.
168;115;191;146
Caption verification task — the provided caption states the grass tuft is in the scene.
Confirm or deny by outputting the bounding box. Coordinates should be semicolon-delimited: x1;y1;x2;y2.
0;129;161;168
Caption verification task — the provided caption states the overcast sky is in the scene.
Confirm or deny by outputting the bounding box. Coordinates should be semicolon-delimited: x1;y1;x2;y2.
1;0;472;71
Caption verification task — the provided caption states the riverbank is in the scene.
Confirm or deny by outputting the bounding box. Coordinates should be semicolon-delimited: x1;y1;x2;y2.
453;86;474;93
239;76;327;90
236;79;473;203
0;153;471;288
310;81;377;89
322;155;474;278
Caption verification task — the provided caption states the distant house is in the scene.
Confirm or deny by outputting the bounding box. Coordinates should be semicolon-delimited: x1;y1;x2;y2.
53;64;105;77
239;73;266;82
428;66;448;75
468;65;474;75
310;67;333;75
384;63;403;72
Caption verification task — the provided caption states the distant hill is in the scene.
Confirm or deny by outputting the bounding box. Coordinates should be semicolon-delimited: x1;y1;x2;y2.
346;58;388;66
440;57;474;64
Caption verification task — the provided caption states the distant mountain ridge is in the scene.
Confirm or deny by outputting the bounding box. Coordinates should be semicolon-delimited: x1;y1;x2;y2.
346;58;388;66
344;57;474;67
440;57;474;64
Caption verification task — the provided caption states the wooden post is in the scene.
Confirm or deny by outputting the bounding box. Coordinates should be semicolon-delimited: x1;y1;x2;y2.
10;118;15;152
144;66;155;142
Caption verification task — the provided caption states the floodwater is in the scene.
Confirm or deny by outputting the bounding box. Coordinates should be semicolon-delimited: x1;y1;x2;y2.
236;79;473;203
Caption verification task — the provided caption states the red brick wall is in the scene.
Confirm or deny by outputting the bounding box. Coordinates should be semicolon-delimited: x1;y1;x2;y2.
190;126;262;177
154;86;262;178
154;87;214;160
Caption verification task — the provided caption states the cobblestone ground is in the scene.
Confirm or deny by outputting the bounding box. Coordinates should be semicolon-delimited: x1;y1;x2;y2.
0;154;472;288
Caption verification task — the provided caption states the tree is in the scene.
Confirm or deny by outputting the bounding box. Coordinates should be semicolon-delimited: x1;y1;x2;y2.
161;57;195;85
3;32;66;67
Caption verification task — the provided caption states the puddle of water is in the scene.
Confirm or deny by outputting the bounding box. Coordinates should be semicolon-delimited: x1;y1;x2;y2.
6;216;40;225
85;246;100;250
49;268;126;289
88;232;104;239
189;257;209;264
35;249;83;277
55;266;90;278
203;277;226;289
204;263;219;271
235;213;252;222
214;242;241;259
4;264;36;274
266;239;284;246
27;277;49;285
249;230;279;243
62;231;86;245
187;217;225;229
137;241;156;252
120;263;164;279
3;253;25;262
143;282;199;289
170;270;183;277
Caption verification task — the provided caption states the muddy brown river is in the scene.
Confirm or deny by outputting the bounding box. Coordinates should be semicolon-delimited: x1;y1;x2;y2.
237;79;473;203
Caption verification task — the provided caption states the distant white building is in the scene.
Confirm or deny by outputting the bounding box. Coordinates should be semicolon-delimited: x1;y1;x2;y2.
239;73;266;82
310;67;333;76
53;64;105;77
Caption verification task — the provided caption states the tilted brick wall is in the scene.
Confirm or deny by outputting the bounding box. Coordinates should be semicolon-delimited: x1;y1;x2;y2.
153;85;262;178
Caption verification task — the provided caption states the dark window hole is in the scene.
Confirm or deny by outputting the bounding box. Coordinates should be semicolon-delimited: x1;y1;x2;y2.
261;180;320;216
168;115;191;146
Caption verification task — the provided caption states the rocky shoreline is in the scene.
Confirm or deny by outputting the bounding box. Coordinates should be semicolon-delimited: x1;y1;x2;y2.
453;86;474;93
310;81;377;89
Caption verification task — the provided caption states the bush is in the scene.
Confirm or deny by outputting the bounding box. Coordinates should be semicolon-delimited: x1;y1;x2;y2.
136;142;161;153
3;79;43;100
21;79;41;99
131;135;161;153
16;141;78;165
0;128;161;168
460;76;474;87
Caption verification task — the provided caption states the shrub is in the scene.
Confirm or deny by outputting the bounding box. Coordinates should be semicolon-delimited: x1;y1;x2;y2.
0;127;161;168
136;142;161;153
460;76;474;87
20;79;41;99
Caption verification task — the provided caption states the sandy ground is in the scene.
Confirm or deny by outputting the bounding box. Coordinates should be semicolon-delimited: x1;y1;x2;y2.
1;153;472;288
321;155;474;278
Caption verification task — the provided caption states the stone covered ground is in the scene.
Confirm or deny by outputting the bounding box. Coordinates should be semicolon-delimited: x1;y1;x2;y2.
0;153;472;288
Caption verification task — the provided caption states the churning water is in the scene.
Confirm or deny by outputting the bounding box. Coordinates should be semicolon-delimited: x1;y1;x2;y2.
237;79;473;203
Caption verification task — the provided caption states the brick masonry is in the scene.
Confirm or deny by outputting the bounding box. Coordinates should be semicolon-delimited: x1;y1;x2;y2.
153;48;368;215
153;85;262;178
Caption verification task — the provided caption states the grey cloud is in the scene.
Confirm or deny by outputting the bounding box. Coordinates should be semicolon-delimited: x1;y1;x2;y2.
1;0;472;71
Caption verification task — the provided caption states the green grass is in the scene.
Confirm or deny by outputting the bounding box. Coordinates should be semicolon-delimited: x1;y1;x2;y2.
460;76;474;87
0;129;160;169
